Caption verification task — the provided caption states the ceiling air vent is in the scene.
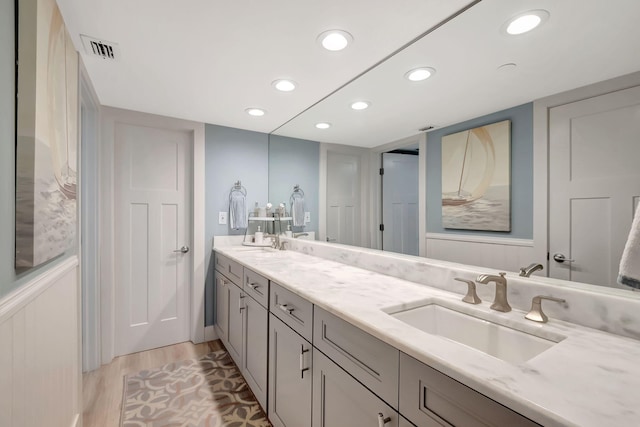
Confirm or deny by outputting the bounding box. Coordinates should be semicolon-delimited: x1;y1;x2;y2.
80;34;119;60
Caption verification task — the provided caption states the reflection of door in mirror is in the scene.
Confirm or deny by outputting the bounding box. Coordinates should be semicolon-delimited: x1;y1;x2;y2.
326;151;361;245
381;152;419;255
549;85;640;288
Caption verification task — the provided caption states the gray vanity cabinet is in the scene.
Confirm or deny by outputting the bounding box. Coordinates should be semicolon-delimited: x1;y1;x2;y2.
242;291;268;410
399;353;539;427
226;279;244;366
268;313;312;427
312;349;398;427
214;270;229;343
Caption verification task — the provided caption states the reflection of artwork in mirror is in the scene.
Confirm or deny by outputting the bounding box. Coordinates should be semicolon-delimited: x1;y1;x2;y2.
15;0;78;268
442;120;510;232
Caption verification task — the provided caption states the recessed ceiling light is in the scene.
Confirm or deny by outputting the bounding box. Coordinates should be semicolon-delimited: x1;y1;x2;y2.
504;10;549;35
315;122;331;129
350;101;370;111
272;79;297;92
405;67;436;82
317;30;353;51
245;108;266;117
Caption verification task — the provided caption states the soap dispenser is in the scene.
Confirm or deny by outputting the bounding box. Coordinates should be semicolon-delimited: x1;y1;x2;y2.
285;224;293;238
254;226;263;244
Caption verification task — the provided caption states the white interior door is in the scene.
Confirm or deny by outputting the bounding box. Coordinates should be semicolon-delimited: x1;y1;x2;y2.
114;123;191;355
382;152;419;255
549;85;640;287
327;151;361;245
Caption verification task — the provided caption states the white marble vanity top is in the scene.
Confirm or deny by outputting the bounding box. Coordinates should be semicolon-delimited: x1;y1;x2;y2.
214;243;640;427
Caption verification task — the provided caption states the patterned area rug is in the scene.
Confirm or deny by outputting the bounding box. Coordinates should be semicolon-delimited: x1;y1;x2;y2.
121;349;272;427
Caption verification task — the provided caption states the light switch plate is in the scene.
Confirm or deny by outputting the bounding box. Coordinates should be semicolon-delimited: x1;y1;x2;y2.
218;211;227;225
304;211;311;223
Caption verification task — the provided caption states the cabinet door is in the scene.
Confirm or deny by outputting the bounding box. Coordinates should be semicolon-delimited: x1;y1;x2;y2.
214;271;229;343
269;314;312;427
313;349;398;427
227;282;244;366
243;295;268;410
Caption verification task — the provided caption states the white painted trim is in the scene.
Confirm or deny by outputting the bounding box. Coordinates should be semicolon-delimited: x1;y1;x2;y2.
532;71;640;279
79;58;101;373
0;256;79;323
426;233;534;247
191;123;206;344
318;144;327;242
204;325;218;342
100;107;205;364
418;133;427;257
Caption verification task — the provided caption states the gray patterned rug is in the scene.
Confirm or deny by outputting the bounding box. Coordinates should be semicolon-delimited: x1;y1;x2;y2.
121;349;272;426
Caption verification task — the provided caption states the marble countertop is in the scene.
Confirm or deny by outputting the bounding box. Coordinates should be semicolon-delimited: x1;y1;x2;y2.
214;245;640;427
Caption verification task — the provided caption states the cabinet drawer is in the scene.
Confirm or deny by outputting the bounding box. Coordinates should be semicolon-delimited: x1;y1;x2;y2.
399;353;540;427
215;252;243;285
244;268;269;308
270;282;313;342
314;307;399;409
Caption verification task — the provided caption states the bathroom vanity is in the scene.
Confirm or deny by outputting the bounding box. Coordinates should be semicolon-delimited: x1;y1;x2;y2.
213;238;640;427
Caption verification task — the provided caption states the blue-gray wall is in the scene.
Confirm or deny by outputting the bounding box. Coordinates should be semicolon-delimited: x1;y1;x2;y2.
426;103;533;239
1;1;75;299
268;134;319;234
204;124;269;325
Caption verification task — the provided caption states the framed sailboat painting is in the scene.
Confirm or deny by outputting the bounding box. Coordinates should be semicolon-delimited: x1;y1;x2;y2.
441;120;511;231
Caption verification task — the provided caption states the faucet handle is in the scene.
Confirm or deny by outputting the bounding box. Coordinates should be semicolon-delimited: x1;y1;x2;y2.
454;278;482;304
525;295;566;323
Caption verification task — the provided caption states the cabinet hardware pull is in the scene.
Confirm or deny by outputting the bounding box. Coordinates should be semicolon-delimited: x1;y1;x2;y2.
239;294;245;312
278;304;294;315
248;282;260;290
377;413;391;426
300;345;310;378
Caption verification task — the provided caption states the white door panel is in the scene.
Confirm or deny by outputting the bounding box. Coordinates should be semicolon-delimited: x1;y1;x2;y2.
115;123;191;355
327;151;361;245
382;153;419;255
549;85;640;287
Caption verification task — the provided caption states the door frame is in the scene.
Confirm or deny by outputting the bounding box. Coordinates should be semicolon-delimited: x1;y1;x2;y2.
99;107;205;365
370;133;426;256
79;60;101;372
532;71;640;276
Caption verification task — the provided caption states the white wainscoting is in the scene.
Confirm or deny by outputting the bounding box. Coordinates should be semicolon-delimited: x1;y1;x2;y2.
426;233;538;274
0;257;81;427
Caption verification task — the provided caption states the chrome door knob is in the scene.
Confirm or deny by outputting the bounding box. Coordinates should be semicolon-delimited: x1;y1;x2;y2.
553;253;574;263
173;246;190;254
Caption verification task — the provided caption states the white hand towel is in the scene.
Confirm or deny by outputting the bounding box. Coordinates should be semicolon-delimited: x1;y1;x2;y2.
229;192;247;230
292;195;305;227
618;204;640;289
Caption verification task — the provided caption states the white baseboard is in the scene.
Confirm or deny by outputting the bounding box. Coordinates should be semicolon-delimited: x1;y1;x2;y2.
204;325;218;342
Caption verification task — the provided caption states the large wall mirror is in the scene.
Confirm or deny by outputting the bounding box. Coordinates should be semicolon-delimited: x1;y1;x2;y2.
267;0;640;296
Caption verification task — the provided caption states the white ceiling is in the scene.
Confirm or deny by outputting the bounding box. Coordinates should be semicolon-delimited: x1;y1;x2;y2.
56;0;474;134
56;0;640;147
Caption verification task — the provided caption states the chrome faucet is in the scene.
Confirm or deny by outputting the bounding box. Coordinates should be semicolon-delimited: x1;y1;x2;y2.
476;272;511;312
519;263;544;277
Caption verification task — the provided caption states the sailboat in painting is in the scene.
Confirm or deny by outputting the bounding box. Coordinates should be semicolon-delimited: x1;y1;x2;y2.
442;126;496;206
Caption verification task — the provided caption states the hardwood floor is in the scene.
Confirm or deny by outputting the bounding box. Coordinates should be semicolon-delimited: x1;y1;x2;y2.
82;340;223;427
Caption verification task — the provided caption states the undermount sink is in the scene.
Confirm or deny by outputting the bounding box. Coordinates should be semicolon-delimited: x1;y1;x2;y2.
388;301;565;364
